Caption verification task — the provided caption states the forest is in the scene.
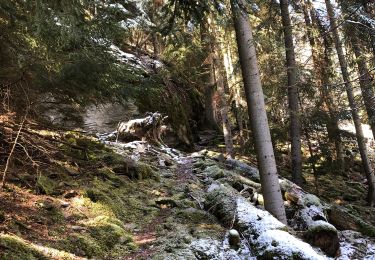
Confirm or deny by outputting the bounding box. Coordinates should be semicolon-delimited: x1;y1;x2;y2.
1;0;375;259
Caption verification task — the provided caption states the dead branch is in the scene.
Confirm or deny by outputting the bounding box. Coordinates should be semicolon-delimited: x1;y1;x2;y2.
1;111;28;188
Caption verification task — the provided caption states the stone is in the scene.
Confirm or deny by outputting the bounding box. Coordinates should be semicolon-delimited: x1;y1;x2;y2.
59;200;70;208
228;229;240;249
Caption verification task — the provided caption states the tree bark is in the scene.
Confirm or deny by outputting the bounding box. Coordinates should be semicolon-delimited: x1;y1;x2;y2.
350;35;375;138
280;0;303;186
230;0;287;223
325;0;375;206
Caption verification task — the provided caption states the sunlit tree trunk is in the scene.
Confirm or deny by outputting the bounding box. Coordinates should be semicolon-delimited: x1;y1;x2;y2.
230;0;287;222
280;0;303;185
213;52;234;158
325;0;375;206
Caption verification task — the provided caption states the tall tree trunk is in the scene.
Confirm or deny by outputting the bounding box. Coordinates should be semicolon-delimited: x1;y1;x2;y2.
210;21;234;158
213;52;234;158
304;0;345;171
230;0;287;222
325;0;375;206
350;35;375;138
148;0;160;57
200;19;219;130
280;0;303;186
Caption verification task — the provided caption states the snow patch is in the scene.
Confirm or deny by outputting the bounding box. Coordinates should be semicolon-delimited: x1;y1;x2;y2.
190;237;253;260
338;230;375;260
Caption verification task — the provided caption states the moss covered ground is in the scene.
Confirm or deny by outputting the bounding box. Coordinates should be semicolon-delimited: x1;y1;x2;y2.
0;131;224;259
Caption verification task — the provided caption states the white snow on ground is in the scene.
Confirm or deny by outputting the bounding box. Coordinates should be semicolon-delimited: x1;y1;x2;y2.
339;121;375;158
337;230;375;260
256;230;326;260
365;243;375;260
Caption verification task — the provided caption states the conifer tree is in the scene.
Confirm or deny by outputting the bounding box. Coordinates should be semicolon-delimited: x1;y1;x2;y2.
325;0;375;206
279;0;303;185
230;0;287;223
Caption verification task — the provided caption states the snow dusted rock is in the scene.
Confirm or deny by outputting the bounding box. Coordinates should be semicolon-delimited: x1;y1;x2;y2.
228;229;241;248
190;239;220;259
205;184;326;259
306;220;339;257
190;237;253;260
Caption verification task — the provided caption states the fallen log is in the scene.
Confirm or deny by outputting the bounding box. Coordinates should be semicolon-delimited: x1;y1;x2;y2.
327;205;375;237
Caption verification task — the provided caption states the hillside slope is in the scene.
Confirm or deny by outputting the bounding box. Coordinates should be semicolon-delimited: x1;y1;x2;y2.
0;126;375;259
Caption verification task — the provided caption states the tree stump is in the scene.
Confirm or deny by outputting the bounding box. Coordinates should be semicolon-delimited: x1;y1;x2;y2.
116;112;167;145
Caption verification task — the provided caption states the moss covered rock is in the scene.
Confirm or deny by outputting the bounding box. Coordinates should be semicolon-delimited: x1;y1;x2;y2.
85;216;133;250
65;233;102;257
134;162;160;181
305;220;339;257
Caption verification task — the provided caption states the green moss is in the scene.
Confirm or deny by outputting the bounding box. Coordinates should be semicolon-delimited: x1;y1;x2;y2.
203;165;225;178
135;162;159;181
62;133;110;161
300;194;322;208
97;167;125;185
62;216;135;258
0;234;48;260
36;175;57;195
85;216;132;250
76;137;105;150
0;210;5;223
65;233;102;258
357;220;375;237
102;153;125;165
177;208;217;224
86;188;109;203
